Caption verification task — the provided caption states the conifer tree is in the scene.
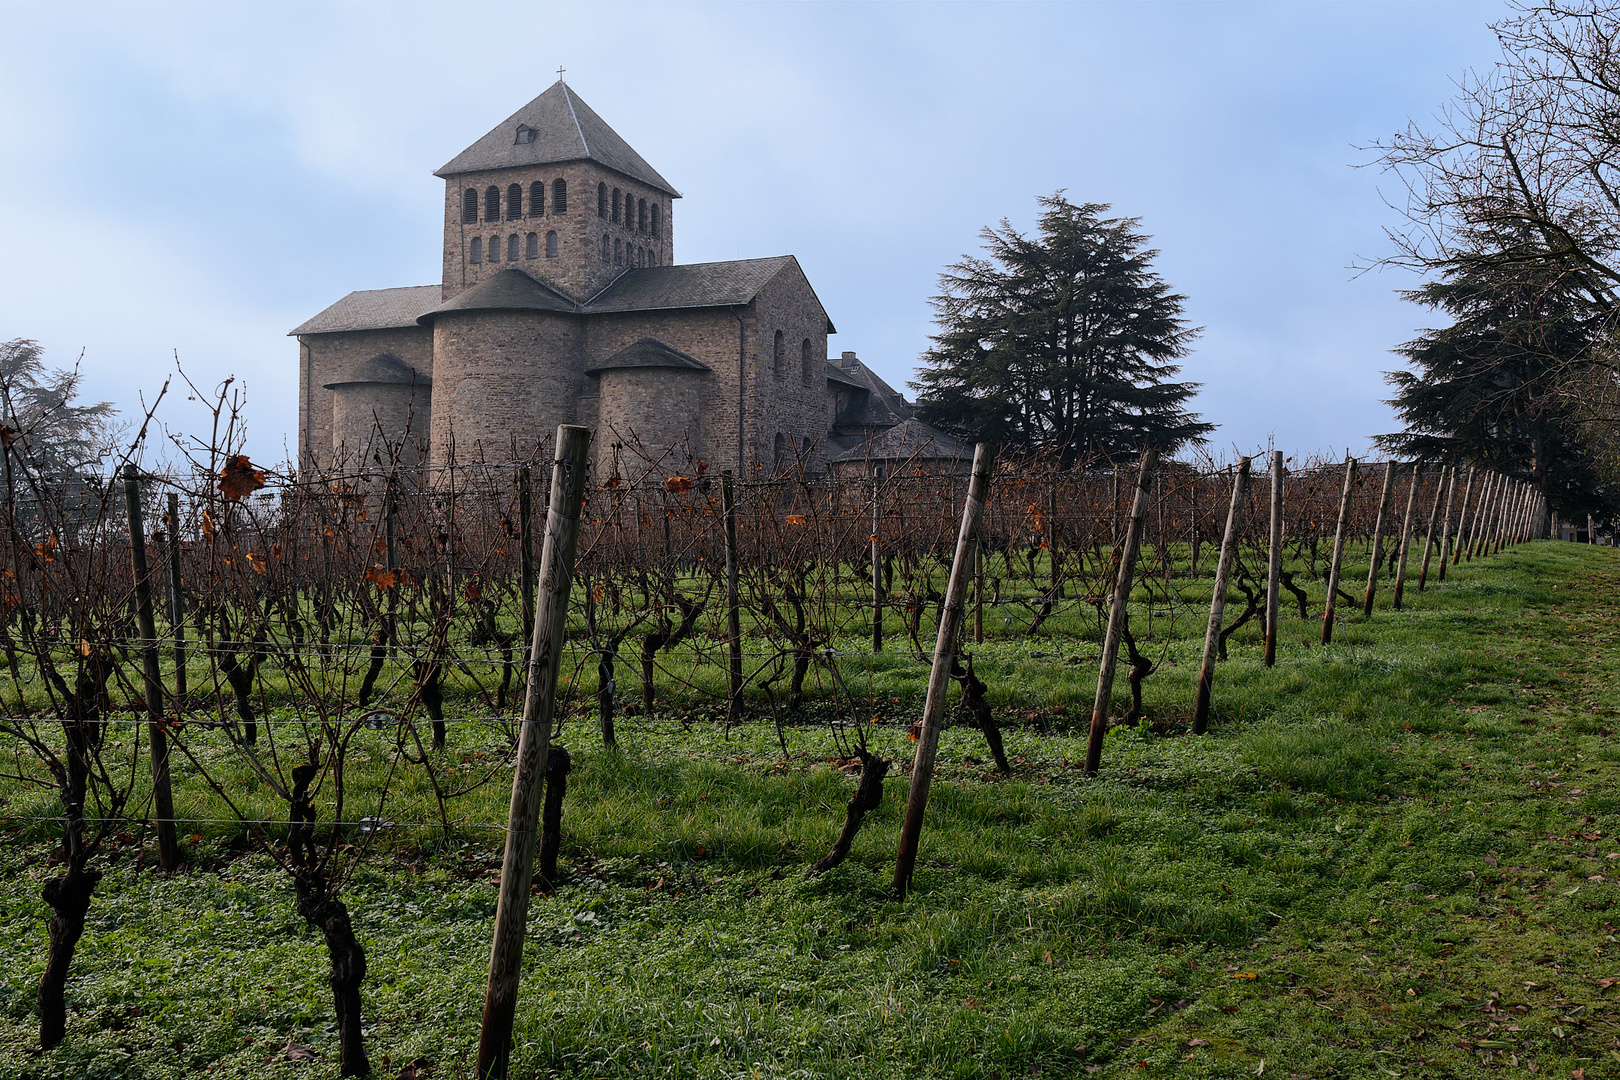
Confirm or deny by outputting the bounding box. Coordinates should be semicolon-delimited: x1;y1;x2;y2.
912;193;1210;462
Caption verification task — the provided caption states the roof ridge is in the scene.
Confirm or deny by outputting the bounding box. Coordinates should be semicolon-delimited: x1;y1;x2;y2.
582;267;635;307
559;81;590;157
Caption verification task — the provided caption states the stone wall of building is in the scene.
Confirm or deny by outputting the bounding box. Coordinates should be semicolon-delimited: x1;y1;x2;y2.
441;163;674;303
595;367;707;476
297;326;433;470
581;307;748;474
428;310;584;467
330;382;431;469
750;260;832;475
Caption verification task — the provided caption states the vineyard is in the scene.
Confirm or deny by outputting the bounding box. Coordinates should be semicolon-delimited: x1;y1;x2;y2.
0;416;1572;1078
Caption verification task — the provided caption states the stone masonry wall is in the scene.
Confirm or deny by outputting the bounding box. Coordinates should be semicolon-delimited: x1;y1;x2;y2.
595;367;707;477
298;326;433;470
580;307;749;476
749;260;833;475
429;309;584;468
441;162;674;303
331;382;431;469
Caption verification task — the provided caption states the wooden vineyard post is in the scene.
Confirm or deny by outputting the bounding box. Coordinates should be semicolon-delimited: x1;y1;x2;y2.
1192;456;1250;735
722;471;744;725
165;492;187;703
870;471;883;652
1321;455;1357;645
893;443;993;900
122;465;179;871
1424;465;1452;588
1469;473;1496;560
1462;472;1485;561
1362;461;1396;617
973;536;984;645
518;466;535;648
1264;450;1283;667
477;424;591;1080
1391;463;1419;610
1452;467;1476;566
1084;446;1157;775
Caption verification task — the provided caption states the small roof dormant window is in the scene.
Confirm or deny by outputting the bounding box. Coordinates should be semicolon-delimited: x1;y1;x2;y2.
515;125;537;145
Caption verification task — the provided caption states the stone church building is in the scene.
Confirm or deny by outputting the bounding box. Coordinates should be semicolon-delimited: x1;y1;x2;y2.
291;80;957;479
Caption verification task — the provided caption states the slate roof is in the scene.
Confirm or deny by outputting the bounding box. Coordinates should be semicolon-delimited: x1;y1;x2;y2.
828;419;969;464
322;353;431;390
288;285;440;336
435;81;679;197
417;269;577;322
585;337;711;375
582;257;797;315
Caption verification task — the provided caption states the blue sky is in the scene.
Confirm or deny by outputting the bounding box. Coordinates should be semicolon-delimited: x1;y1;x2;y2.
0;1;1505;465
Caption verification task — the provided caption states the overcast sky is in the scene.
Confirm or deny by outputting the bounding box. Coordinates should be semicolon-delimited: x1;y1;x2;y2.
0;1;1507;465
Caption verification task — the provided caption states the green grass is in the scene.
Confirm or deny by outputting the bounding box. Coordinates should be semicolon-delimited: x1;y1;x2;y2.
3;541;1620;1077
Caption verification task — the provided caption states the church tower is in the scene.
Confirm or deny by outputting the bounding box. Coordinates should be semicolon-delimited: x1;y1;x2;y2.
435;80;680;303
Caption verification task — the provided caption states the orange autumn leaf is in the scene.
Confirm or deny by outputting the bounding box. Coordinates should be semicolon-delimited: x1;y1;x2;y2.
664;476;693;494
785;515;806;525
218;455;267;501
364;567;398;589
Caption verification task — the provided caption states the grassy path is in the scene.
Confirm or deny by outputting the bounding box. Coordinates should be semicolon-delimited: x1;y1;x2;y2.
0;542;1616;1078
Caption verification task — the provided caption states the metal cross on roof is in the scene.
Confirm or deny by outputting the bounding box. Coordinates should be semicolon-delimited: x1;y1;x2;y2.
556;66;565;80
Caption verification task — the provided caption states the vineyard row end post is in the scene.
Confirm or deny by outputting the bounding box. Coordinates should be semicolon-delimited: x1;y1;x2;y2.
722;471;743;725
122;465;179;872
1193;456;1251;735
1391;462;1419;610
893;442;993;900
165;492;186;704
1264;449;1282;668
1321;454;1357;646
1085;445;1157;775
1362;460;1396;617
1452;466;1477;566
477;424;591;1080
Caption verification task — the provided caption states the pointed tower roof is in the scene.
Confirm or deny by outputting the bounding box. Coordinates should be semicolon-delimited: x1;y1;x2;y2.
435;81;680;197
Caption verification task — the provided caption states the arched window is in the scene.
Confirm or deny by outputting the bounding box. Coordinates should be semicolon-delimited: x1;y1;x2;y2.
506;184;523;220
614;238;622;265
597;182;608;218
600;234;610;262
773;330;785;378
485;186;500;222
650;204;661;239
506;234;518;261
469;236;482;264
801;338;814;385
530;181;544;217
545;230;559;257
802;436;812;461
636;247;644;268
638;198;647;233
611;188;621;224
526;232;538;259
774;433;788;473
488;235;500;262
551;178;567;214
462;188;478;224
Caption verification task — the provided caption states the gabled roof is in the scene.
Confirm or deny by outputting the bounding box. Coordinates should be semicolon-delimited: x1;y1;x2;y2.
586;337;710;375
289;285;440;336
417;268;576;323
828;419;970;464
323;353;431;390
435;81;679;197
583;257;835;329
